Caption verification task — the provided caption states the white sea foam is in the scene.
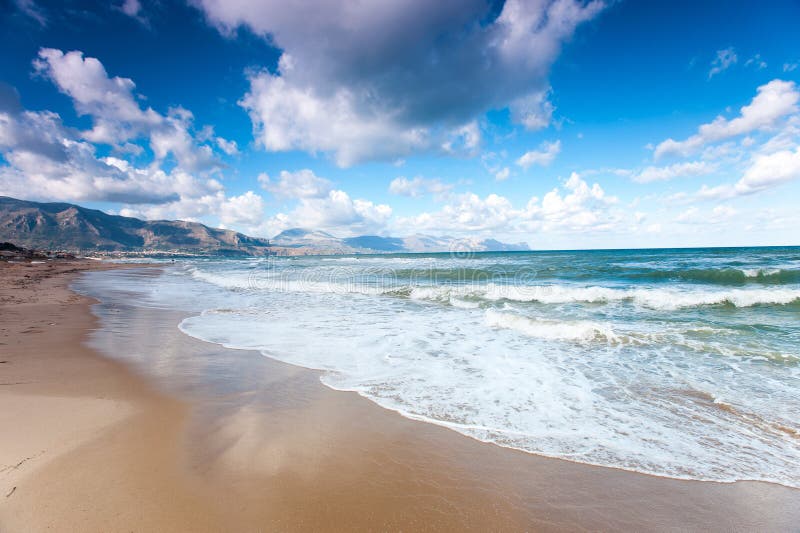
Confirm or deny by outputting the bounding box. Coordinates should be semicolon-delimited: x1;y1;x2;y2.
484;309;619;343
188;267;800;310
477;284;800;308
741;267;782;277
450;297;480;309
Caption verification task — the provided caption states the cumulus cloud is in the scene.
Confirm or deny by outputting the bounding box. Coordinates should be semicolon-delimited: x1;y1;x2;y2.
33;48;223;171
536;172;619;231
195;0;603;165
261;189;392;237
254;169;392;236
494;167;511;181
0;99;233;210
215;137;239;155
688;146;800;201
0;92;193;204
676;205;737;224
34;48;160;144
240;70;430;167
120;189;265;229
388;176;453;198
218;191;264;227
149;108;217;171
400;193;517;233
258;169;332;199
517;140;561;169
737;146;800;193
0;53;257;231
654;80;800;159
397;172;618;235
708;47;737;79
290;190;392;234
632;161;716;183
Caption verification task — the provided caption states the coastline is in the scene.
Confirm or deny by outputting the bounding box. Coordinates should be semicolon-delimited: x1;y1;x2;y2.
1;261;799;531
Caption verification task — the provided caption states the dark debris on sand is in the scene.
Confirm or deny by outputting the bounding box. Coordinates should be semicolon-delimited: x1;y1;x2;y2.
0;242;75;262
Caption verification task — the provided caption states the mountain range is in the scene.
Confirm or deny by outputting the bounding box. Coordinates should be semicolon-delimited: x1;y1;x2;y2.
0;196;529;255
270;228;529;254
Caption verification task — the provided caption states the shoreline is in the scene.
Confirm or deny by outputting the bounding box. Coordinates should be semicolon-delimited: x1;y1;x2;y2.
1;261;799;531
319;383;800;491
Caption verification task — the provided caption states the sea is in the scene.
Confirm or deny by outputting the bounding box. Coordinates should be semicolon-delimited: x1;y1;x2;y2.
78;246;800;487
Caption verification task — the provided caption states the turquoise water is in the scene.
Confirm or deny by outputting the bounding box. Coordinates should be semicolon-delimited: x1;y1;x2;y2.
98;247;800;486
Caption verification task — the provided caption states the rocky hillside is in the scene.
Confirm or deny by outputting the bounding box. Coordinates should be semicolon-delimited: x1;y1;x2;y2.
0;196;271;255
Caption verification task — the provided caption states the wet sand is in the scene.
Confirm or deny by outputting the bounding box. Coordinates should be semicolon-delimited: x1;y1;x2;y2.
1;261;798;531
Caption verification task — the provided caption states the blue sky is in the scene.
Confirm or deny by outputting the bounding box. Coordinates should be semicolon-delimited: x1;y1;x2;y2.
1;0;799;249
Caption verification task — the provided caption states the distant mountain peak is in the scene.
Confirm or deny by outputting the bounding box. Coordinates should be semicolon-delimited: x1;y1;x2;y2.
273;227;335;239
0;197;530;256
271;226;529;254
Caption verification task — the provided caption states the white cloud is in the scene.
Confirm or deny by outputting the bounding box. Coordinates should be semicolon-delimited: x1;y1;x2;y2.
784;63;798;73
33;48;223;171
240;70;430;167
676;205;737;224
537;172;619;231
216;137;239;155
687;146;800;201
218;191;264;227
517;140;561;170
0;54;253;232
632;161;716;183
509;89;555;131
195;0;603;164
149;108;217;171
34;48;161;144
441;121;481;155
14;0;46;26
258;169;332;199
120;0;141;17
692;183;742;201
494;167;511;181
0;100;200;204
399;193;518;233
262;189;392;237
701;142;737;161
738;146;800;193
708;47;737;79
388;176;453;198
119;188;265;230
253;169;392;235
654;79;800;159
397;172;618;235
744;54;767;70
755;114;800;154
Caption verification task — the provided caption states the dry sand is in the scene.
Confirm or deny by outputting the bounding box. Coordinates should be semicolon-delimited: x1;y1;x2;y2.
1;260;798;531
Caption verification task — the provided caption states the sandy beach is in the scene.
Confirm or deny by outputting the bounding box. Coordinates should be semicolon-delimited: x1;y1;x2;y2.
1;260;798;532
